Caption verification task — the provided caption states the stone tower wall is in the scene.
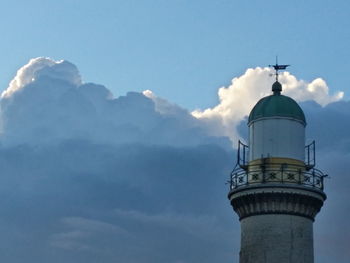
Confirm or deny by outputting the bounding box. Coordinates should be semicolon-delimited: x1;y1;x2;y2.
240;214;313;263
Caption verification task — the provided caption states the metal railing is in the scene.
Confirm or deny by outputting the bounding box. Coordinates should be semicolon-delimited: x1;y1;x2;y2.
229;161;327;191
237;140;249;169
305;140;316;169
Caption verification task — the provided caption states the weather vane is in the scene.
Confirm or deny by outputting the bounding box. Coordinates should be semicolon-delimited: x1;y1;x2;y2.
269;56;290;81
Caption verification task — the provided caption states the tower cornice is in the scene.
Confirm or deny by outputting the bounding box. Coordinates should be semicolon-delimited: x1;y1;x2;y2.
228;185;326;221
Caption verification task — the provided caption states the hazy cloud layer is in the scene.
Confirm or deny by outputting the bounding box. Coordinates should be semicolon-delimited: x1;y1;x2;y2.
0;58;348;263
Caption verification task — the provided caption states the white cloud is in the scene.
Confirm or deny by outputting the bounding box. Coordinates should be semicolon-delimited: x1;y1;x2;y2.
2;59;343;149
0;58;344;149
143;89;192;117
2;57;81;98
192;67;344;144
0;58;230;148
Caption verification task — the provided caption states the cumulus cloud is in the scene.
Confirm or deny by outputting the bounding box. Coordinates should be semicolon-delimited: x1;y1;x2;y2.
0;57;231;148
0;58;348;263
143;89;189;117
2;57;81;98
192;67;344;143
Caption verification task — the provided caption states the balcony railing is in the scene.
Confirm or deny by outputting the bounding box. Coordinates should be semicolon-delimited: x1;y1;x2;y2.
229;161;327;191
236;140;317;170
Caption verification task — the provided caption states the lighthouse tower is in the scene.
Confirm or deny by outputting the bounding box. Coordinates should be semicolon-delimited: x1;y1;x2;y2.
228;64;327;263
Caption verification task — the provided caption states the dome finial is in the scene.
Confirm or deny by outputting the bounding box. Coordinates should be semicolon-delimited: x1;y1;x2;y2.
269;56;290;95
272;81;282;95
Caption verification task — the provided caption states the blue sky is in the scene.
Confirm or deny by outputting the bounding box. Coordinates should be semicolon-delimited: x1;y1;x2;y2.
0;2;349;262
0;0;349;109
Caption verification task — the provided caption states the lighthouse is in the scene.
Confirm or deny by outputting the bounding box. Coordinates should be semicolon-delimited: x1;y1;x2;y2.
228;64;327;263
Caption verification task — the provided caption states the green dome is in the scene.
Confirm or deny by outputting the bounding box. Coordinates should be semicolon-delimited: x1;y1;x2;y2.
248;93;306;125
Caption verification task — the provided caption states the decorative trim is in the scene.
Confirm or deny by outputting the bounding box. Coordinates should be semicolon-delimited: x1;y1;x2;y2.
228;184;327;199
229;190;325;221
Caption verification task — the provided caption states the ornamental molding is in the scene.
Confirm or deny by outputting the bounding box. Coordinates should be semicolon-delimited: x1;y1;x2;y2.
229;187;325;221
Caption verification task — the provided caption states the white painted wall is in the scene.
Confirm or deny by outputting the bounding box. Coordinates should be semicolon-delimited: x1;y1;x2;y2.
249;118;305;162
